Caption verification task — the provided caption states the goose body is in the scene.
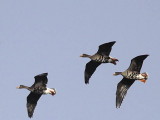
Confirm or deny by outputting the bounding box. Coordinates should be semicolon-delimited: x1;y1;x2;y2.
113;55;149;108
16;73;56;118
88;54;110;63
80;41;118;84
115;70;148;80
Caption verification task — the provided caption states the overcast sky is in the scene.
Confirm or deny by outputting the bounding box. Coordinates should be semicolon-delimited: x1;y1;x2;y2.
0;0;160;120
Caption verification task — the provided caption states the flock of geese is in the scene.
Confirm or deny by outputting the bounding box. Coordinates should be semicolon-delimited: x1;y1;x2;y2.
16;41;149;118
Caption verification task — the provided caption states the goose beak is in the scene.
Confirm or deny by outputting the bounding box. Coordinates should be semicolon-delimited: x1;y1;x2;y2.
138;79;147;83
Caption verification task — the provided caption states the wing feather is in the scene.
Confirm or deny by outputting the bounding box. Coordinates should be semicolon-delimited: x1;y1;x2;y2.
27;92;42;118
97;41;116;56
127;55;149;72
84;61;101;84
33;73;48;87
116;78;135;108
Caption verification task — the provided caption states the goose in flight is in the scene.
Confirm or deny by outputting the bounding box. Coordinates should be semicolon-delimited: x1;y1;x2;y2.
16;73;56;118
80;41;118;84
113;55;149;108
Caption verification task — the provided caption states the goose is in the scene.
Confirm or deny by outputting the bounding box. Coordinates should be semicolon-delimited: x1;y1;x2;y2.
113;55;149;108
80;41;118;84
16;73;56;118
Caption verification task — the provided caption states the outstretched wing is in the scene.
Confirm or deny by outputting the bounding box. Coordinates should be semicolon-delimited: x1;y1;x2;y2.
84;60;101;84
116;78;135;108
27;92;42;118
127;55;149;72
97;41;116;56
33;73;48;87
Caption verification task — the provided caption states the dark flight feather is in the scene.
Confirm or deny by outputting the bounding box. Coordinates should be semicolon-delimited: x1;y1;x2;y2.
116;78;135;108
85;61;101;84
127;55;149;72
32;73;48;88
97;41;116;56
27;92;42;118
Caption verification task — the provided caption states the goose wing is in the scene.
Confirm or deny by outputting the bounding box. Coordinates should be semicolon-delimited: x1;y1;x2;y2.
32;73;48;88
97;41;116;56
127;55;149;72
27;92;42;118
85;60;101;84
116;78;135;108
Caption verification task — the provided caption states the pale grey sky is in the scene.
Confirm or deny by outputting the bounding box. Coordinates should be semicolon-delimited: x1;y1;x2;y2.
0;0;160;120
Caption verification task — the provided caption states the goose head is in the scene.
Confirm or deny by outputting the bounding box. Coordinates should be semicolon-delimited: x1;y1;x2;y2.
44;88;56;96
109;57;119;65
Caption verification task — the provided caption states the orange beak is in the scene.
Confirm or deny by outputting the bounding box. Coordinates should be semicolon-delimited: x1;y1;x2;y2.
138;79;147;83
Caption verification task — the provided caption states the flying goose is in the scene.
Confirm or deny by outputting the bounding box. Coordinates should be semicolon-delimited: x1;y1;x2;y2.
113;55;149;108
16;73;56;118
80;41;118;84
